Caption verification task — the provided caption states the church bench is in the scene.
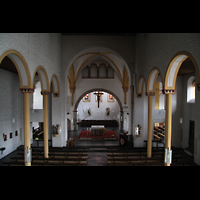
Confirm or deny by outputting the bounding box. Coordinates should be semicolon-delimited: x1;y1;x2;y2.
7;155;88;166
158;126;165;131
153;134;161;140
3;160;87;166
108;161;188;166
107;152;178;158
2;161;25;166
20;148;88;154
144;140;164;148
18;152;88;157
107;155;183;165
34;139;52;147
11;155;88;162
154;127;164;134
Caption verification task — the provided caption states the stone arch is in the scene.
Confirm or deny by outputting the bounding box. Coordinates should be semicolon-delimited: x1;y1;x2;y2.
50;74;60;97
74;88;123;112
147;67;164;95
65;46;131;86
74;52;124;84
164;51;200;93
0;49;31;89
32;66;50;93
136;75;146;98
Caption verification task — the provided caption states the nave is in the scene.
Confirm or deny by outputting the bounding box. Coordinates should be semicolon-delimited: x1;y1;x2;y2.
0;127;198;166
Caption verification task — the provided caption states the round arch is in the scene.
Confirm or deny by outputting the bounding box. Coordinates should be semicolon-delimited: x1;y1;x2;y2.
0;49;31;88
147;67;164;95
164;51;200;93
74;52;124;84
32;66;50;93
65;46;131;85
74;88;123;112
50;74;60;97
136;75;146;97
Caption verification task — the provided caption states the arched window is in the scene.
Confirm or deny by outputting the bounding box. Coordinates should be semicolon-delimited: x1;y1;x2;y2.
33;81;43;109
155;82;165;110
187;76;195;103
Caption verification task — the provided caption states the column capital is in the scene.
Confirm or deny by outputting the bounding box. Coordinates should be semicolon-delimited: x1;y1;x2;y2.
53;93;59;97
163;89;175;94
20;88;34;93
41;91;50;95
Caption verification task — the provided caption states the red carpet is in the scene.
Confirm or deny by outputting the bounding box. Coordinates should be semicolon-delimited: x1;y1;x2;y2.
77;130;118;140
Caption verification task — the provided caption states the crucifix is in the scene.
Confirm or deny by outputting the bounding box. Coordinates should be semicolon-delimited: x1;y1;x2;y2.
94;91;104;108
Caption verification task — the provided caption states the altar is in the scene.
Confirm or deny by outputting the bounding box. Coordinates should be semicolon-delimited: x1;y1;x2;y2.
91;125;105;135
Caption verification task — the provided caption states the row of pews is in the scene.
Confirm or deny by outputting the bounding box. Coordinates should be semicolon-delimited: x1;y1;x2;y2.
2;145;194;166
153;123;165;143
107;147;191;166
3;146;89;166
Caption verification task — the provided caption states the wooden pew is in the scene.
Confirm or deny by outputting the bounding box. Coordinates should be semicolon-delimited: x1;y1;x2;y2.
107;147;183;166
107;155;183;166
3;147;89;166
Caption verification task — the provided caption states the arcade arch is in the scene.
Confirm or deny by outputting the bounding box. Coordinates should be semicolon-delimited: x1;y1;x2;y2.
164;51;200;165
0;49;32;165
73;88;124;131
0;49;31;89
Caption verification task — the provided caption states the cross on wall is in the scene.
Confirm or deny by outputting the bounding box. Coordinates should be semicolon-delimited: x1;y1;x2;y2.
93;91;104;108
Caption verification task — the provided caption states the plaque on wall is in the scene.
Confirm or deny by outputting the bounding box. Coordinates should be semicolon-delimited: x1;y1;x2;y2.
107;93;115;102
83;93;91;102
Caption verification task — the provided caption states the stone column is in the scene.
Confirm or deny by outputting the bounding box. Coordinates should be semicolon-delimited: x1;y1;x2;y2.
41;91;50;158
20;88;34;166
24;92;31;166
146;92;155;158
164;93;172;166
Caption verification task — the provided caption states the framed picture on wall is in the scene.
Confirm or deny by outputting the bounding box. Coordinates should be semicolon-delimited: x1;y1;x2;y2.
83;93;91;102
107;93;115;102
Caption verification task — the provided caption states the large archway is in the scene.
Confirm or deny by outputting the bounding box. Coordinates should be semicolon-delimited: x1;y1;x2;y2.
164;51;200;93
73;88;124;131
0;50;32;165
74;88;123;112
66;46;131;107
0;49;31;89
164;51;200;165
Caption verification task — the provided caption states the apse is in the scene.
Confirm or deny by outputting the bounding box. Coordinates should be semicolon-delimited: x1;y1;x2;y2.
77;91;120;121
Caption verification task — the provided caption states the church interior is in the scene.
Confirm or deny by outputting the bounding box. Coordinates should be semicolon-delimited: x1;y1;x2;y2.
0;33;199;166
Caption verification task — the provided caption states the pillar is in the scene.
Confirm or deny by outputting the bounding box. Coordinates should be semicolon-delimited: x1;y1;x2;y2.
164;93;172;166
42;92;50;158
147;95;153;158
24;92;31;166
